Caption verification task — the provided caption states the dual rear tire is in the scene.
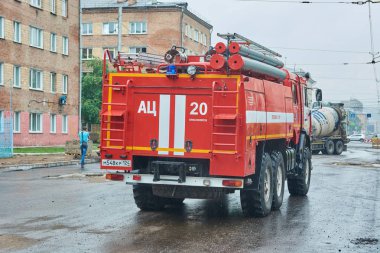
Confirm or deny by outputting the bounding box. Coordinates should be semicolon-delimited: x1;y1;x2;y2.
240;151;286;217
133;185;184;211
323;139;344;155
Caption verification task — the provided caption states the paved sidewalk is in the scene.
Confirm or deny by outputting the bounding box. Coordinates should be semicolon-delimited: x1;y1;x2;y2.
0;153;100;173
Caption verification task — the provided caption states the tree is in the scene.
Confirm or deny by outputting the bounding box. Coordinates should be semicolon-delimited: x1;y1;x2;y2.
81;58;103;124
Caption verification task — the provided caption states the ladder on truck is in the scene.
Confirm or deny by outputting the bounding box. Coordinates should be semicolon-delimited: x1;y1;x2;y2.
101;82;129;150
211;81;239;155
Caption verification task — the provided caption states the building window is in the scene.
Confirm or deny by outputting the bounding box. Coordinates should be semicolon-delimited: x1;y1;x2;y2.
103;22;118;34
103;48;116;59
62;115;68;133
82;48;93;60
29;113;42;133
62;0;67;17
50;114;56;133
50;72;56;92
188;26;193;39
129;47;147;54
30;26;43;48
50;33;56;52
81;23;93;35
0;62;3;85
62;36;68;55
30;0;41;8
185;24;189;37
50;0;56;13
129;22;147;34
13;65;21;88
203;34;207;46
29;69;43;90
0;111;3;133
14;111;20;133
13;21;21;43
62;74;68;94
194;29;199;42
0;17;4;39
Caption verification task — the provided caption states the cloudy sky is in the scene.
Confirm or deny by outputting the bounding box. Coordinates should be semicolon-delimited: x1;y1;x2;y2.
164;0;380;111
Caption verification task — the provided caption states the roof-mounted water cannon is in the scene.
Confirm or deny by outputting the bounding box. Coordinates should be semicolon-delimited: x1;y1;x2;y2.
164;46;188;64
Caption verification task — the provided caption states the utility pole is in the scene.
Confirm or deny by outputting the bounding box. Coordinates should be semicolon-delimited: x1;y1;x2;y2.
117;0;127;52
79;0;83;130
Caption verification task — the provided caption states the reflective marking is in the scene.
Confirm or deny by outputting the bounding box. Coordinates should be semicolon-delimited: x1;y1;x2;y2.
174;95;186;156
246;111;294;124
246;111;266;123
158;95;170;155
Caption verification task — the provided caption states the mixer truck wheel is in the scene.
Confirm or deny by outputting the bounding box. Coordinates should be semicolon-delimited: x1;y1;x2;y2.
271;151;285;210
288;147;311;196
133;184;165;211
325;140;335;155
334;140;344;155
240;152;273;217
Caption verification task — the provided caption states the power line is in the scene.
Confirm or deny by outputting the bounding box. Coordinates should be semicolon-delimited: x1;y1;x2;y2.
238;0;380;4
270;47;370;54
314;76;376;80
286;62;372;66
367;1;380;104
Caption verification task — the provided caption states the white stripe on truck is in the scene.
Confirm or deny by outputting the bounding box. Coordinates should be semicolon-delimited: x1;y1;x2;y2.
174;95;186;156
158;95;170;155
246;111;294;124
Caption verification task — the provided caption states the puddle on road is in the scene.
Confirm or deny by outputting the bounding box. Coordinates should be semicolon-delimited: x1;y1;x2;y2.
0;234;40;251
332;162;380;168
43;173;106;183
350;238;379;245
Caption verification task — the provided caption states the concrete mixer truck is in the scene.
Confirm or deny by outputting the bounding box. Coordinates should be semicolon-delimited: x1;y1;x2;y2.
311;102;349;155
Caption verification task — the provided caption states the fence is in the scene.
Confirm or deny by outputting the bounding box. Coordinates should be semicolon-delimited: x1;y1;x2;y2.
0;113;13;158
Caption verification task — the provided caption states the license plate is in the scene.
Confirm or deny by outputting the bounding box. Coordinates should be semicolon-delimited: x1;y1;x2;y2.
102;159;131;167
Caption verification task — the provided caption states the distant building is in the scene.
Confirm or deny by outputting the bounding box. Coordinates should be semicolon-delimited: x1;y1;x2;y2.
0;0;80;146
341;98;363;113
81;0;213;64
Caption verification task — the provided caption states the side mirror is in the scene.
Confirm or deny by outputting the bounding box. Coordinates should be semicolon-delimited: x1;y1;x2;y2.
315;89;322;102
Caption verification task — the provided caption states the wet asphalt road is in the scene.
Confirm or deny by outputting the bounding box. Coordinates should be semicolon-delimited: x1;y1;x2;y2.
0;144;379;253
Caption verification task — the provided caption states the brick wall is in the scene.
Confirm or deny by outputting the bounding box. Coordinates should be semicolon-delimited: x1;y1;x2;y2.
12;111;78;146
0;0;80;147
82;7;212;59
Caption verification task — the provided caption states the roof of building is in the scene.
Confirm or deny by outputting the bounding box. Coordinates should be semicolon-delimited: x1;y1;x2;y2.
81;0;213;30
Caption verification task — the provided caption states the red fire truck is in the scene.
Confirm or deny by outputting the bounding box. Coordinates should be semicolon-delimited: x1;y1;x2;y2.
101;33;318;217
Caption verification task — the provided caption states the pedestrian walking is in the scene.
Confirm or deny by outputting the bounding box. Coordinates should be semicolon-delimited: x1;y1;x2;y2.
79;126;90;169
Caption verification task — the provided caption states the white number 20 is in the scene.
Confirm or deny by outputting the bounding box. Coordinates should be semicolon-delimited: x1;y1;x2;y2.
190;102;208;116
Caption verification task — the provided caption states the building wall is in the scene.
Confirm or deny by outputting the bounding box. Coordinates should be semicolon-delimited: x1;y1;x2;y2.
0;0;80;146
82;7;211;60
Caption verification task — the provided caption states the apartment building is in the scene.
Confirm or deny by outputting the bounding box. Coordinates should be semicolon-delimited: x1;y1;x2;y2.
0;0;80;146
81;0;213;62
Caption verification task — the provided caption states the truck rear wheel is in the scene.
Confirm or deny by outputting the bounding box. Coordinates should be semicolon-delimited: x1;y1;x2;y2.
163;198;185;206
334;140;344;155
325;140;335;155
240;152;273;217
271;151;285;210
288;147;311;196
133;184;165;211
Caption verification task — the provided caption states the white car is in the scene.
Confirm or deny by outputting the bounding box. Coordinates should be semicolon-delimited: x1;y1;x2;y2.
348;133;366;142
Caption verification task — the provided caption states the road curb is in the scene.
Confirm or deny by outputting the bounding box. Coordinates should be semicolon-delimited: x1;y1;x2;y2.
0;158;100;173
